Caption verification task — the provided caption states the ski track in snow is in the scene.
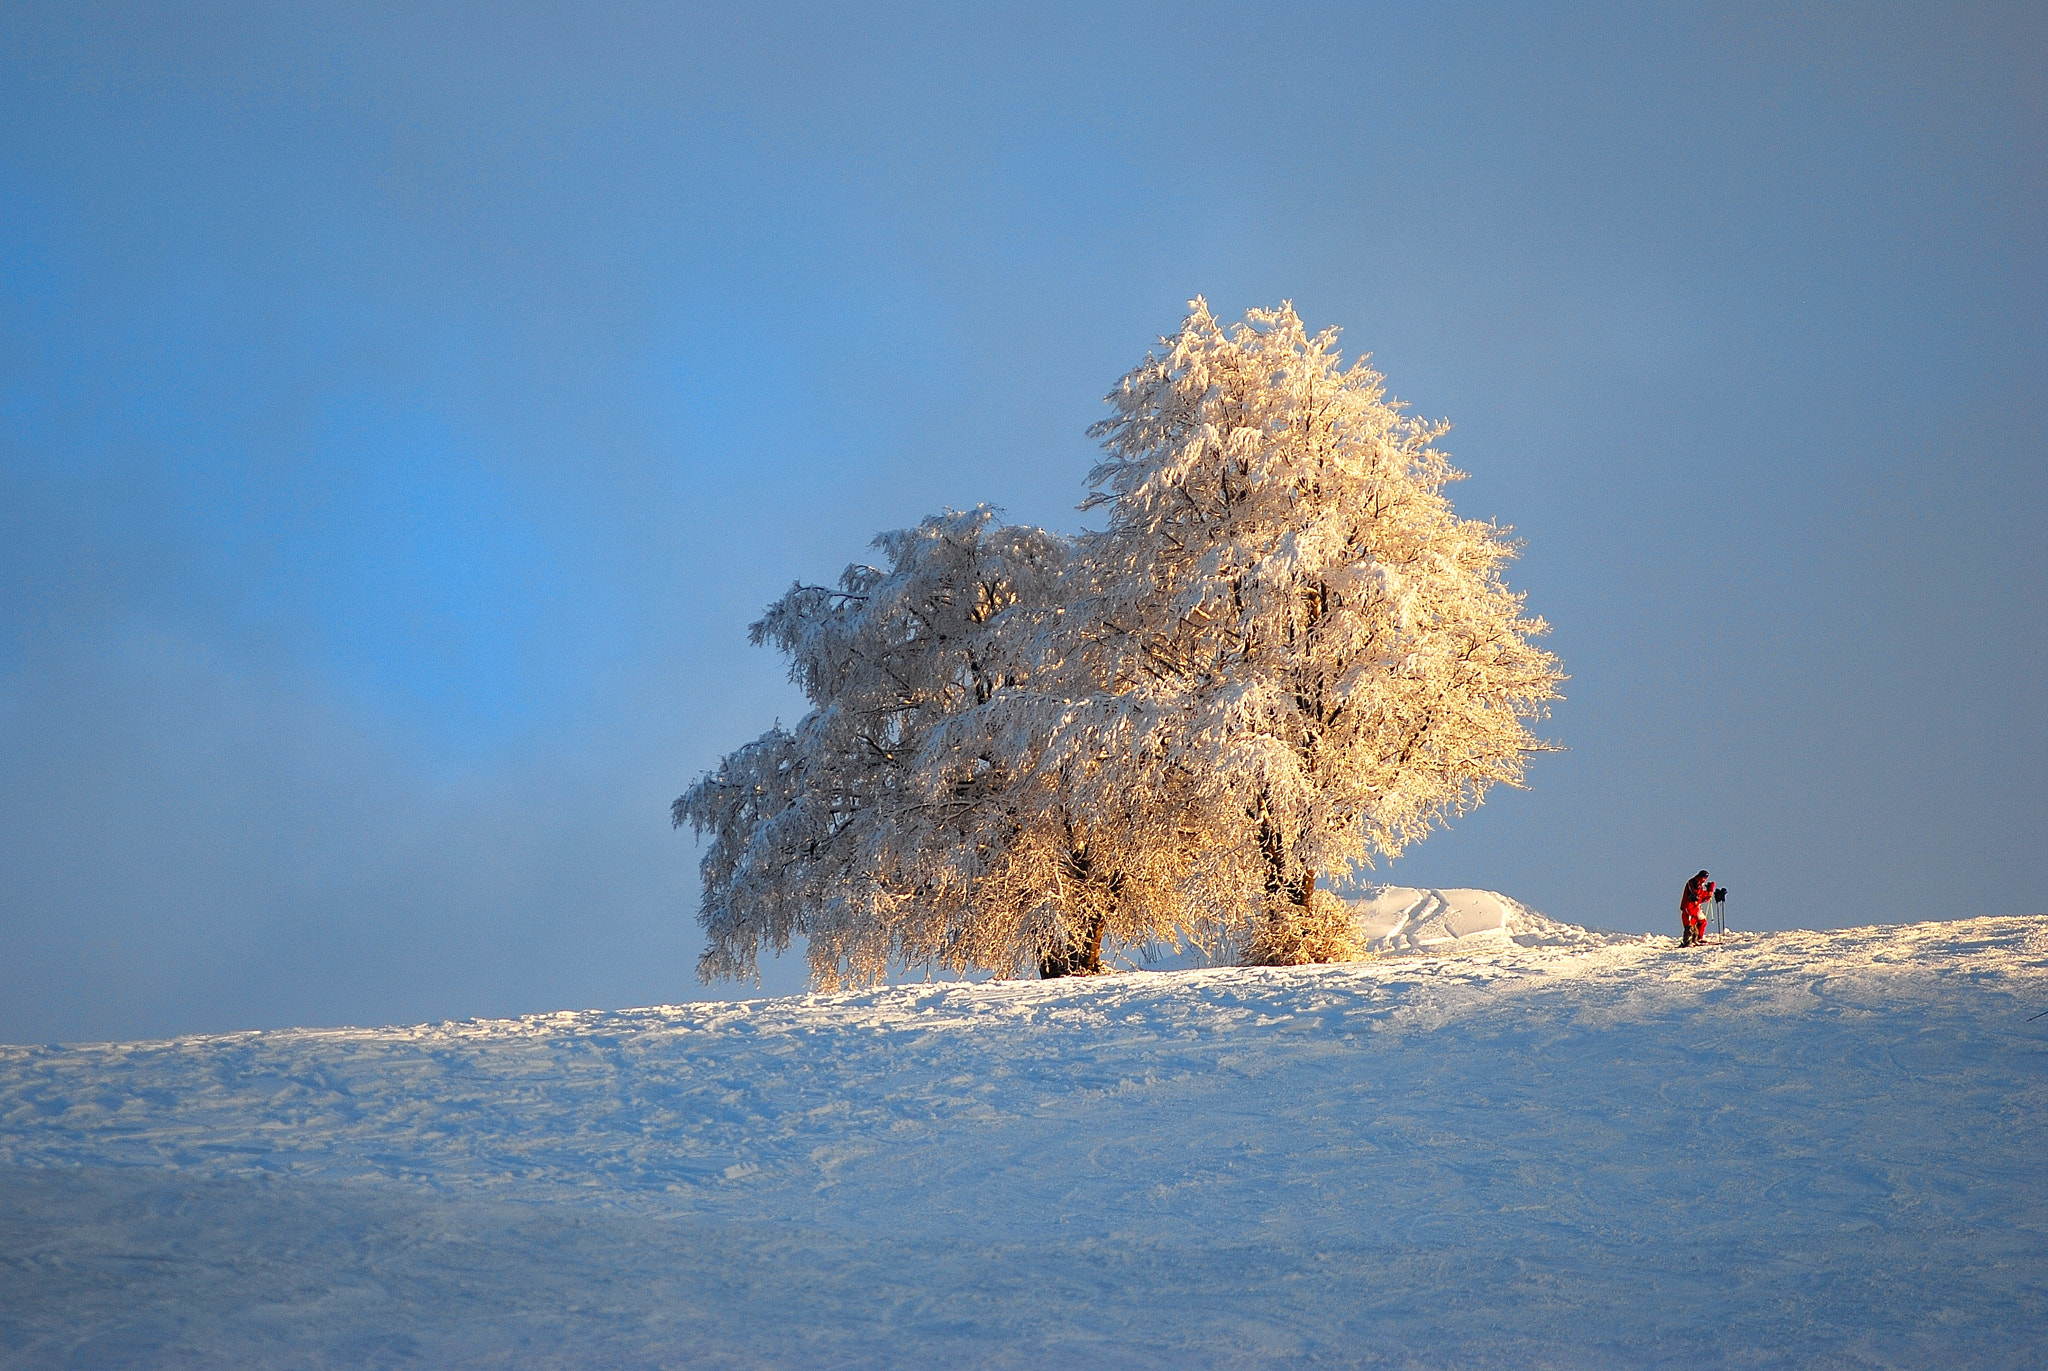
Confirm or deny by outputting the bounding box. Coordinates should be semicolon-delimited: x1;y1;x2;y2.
3;912;2046;1368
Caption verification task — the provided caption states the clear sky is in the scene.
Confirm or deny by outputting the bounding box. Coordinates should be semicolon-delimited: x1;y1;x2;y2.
4;1;2042;1043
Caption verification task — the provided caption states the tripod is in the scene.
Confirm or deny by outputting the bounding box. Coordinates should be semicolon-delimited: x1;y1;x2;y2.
1713;886;1727;941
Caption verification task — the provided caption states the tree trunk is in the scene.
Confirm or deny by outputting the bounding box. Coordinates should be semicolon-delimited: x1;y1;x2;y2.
1248;808;1323;965
1039;909;1107;979
1041;843;1110;978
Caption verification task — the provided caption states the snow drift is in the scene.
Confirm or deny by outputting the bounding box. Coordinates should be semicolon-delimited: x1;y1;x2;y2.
1345;884;1604;953
1139;885;1601;969
3;903;2045;1368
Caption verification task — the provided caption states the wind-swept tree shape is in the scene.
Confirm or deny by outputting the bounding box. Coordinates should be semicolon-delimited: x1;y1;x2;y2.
677;301;1562;985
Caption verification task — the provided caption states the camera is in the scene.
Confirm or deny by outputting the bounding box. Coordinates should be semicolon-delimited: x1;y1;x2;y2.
1714;887;1727;902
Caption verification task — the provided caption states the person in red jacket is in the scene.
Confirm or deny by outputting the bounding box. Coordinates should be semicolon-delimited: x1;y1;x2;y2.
1680;871;1715;946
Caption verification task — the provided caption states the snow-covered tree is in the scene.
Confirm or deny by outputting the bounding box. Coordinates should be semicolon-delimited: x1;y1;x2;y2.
1065;299;1563;962
673;508;1066;988
676;505;1204;986
677;300;1562;984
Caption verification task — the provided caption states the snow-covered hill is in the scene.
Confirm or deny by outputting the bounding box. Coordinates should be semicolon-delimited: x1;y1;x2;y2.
3;909;2045;1368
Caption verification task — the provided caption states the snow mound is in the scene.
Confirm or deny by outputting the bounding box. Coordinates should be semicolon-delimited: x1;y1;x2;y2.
1131;886;1603;970
1346;885;1608;954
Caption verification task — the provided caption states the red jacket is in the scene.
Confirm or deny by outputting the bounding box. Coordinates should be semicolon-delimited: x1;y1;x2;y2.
1681;878;1715;921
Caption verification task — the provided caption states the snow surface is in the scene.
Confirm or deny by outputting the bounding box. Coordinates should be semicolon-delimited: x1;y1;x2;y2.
1137;886;1602;970
4;907;2046;1368
1346;884;1588;953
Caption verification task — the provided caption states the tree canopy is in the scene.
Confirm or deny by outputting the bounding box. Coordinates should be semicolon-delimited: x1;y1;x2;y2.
676;301;1563;986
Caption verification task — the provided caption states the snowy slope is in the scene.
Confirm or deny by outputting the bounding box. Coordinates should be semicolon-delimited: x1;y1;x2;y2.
3;910;2046;1368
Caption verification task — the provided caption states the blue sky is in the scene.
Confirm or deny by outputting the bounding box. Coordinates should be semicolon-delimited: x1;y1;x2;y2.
3;1;2042;1042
